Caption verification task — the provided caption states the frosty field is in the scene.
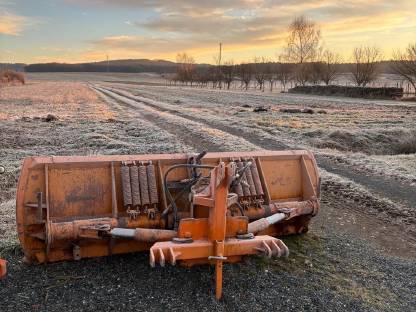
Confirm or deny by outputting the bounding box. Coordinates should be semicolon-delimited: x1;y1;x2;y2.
0;73;415;312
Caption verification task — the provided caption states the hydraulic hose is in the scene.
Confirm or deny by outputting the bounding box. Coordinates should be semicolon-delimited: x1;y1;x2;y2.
163;163;215;230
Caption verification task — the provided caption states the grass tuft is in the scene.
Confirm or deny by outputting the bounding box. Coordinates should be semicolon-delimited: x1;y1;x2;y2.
0;70;25;86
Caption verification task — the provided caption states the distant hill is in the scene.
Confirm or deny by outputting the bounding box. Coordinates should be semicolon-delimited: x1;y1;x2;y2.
0;63;26;72
24;59;183;73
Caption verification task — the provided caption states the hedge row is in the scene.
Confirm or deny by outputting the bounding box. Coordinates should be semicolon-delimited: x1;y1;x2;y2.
288;85;403;99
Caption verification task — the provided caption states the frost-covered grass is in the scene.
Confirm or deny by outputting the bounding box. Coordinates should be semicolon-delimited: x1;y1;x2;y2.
0;81;114;121
104;82;416;183
0;200;18;250
317;150;416;185
1;78;415;246
0;82;194;243
95;85;262;152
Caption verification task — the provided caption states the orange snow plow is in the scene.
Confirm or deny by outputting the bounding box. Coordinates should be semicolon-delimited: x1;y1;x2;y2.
16;150;320;299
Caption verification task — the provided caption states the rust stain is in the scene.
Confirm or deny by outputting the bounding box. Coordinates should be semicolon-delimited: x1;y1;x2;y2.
271;176;292;186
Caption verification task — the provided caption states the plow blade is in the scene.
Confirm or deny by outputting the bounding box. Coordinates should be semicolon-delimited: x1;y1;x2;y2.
16;150;320;298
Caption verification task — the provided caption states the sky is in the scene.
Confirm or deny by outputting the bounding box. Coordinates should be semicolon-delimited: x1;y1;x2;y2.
0;0;415;64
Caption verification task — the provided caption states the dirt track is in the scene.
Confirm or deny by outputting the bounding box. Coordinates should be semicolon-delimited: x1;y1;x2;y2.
0;78;415;311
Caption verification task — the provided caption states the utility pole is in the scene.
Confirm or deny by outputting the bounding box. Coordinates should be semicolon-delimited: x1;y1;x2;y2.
219;42;222;67
218;42;222;89
106;54;109;72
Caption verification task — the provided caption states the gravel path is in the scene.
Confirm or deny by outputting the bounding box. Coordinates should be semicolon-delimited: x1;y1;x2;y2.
1;192;415;312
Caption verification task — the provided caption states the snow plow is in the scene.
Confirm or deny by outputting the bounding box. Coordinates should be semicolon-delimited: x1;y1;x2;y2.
16;150;320;299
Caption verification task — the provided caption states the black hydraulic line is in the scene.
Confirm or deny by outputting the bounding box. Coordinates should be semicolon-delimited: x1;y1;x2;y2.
163;164;215;230
161;178;199;216
236;202;245;216
189;151;207;179
195;151;207;163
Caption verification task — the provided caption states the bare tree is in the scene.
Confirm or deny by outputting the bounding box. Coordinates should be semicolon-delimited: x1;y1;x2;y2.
283;16;321;86
320;50;341;85
221;60;235;90
195;69;209;88
253;56;267;91
391;42;416;93
264;62;276;92
350;46;381;87
276;55;293;92
308;61;324;85
176;52;196;85
204;66;217;88
238;63;252;90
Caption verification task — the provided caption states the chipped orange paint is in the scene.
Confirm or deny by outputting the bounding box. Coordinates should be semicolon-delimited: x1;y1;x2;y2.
15;150;320;298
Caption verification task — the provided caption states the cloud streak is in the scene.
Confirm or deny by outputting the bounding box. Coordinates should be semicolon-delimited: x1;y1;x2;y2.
0;9;35;36
4;0;415;63
83;0;414;61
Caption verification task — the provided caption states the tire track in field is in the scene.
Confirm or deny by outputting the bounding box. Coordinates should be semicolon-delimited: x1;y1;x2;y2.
96;84;416;223
92;84;416;255
97;84;291;149
92;85;260;153
91;86;195;154
99;87;416;212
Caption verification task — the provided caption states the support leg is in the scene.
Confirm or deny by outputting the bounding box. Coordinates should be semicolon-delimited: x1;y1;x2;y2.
215;260;223;300
214;239;225;300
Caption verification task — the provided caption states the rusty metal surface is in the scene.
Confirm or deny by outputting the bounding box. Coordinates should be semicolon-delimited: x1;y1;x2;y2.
22;150;317;166
238;162;251;197
121;165;132;208
129;165;141;208
244;161;257;196
147;163;159;206
139;165;150;206
233;181;244;197
250;159;264;197
15;150;320;299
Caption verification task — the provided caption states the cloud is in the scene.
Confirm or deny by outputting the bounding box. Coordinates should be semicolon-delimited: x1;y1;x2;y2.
9;0;416;63
65;0;259;12
91;35;177;51
84;0;415;62
0;10;35;35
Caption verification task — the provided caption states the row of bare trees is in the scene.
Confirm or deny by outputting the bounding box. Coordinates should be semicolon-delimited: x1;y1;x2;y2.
281;16;382;88
173;53;380;91
173;16;416;93
172;59;293;91
391;43;416;92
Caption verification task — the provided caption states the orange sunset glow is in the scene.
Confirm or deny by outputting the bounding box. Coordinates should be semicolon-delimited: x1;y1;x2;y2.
0;0;415;64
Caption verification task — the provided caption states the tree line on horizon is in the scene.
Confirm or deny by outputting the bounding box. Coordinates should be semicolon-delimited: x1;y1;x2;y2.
173;16;416;93
1;16;415;93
